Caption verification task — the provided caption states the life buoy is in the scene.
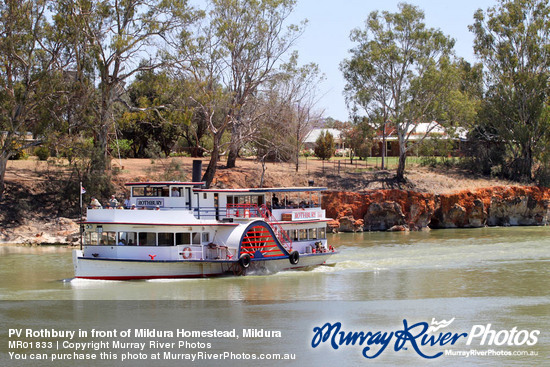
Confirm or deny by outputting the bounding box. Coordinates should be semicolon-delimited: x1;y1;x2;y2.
182;247;192;259
239;254;251;268
289;250;299;265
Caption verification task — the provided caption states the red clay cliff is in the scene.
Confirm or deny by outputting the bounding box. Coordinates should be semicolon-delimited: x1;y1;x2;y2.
323;186;550;232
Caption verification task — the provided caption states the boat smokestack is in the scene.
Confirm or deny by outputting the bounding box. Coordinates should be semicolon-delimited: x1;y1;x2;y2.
192;160;202;183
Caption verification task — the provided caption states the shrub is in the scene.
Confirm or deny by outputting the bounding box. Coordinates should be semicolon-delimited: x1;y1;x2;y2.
110;139;133;159
314;131;335;161
35;146;50;161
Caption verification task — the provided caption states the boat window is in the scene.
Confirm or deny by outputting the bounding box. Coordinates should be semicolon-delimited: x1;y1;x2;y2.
192;232;201;245
132;186;170;197
298;229;307;241
171;187;182;197
176;233;191;245
202;233;210;243
119;232;137;246
158;233;174;246
132;187;145;197
99;232;117;245
149;187;166;197
318;227;326;239
309;228;317;240
291;229;298;241
138;232;156;246
85;232;98;245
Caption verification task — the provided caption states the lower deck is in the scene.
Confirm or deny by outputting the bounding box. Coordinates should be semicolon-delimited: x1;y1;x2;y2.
81;220;330;262
73;250;335;279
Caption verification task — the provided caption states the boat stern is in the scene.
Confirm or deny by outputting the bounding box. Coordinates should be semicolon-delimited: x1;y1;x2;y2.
72;249;83;276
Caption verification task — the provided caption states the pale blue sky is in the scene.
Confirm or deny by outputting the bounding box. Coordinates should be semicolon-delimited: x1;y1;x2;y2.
288;0;498;121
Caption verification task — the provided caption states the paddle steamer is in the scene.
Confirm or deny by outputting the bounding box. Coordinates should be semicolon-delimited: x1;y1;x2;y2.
74;175;335;279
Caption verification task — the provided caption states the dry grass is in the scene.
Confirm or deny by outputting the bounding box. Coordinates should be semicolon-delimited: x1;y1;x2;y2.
4;156;518;195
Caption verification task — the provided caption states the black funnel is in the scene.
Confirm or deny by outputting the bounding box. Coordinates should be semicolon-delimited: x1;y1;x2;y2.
192;160;202;183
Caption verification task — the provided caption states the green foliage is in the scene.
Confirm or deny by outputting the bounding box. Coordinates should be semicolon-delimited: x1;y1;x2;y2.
342;3;478;180
417;138;455;157
420;156;439;168
341;118;375;163
118;69;193;158
34;146;50;161
109;139;133;159
534;164;550;187
470;0;550;181
144;141;165;159
460;125;507;176
314;131;335;161
0;0;61;198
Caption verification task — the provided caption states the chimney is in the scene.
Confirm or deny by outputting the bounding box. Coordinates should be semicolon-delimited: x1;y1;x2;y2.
192;160;202;183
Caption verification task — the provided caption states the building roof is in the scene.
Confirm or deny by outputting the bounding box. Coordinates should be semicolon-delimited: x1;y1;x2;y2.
303;128;342;144
375;122;468;141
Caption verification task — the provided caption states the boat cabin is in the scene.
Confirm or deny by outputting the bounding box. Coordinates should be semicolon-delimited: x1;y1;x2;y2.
83;182;329;260
118;182;326;221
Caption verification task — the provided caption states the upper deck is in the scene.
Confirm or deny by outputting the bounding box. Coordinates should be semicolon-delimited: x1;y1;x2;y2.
86;182;328;224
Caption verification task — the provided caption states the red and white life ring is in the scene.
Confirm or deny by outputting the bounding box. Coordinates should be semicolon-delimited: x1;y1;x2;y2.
182;247;192;259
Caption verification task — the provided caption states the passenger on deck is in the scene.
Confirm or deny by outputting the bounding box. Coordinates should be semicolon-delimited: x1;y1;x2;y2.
171;187;180;197
124;197;131;208
109;195;118;208
118;239;126;246
90;197;101;209
272;194;279;208
130;204;137;210
128;239;134;246
282;197;289;208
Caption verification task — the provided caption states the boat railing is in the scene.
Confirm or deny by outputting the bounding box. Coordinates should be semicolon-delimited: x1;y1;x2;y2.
225;204;265;219
225;204;292;251
259;204;293;252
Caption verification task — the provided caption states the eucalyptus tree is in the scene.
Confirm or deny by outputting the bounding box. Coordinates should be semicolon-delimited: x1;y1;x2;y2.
57;0;198;176
0;0;64;200
248;54;323;184
342;3;473;181
221;0;305;169
176;0;305;187
470;0;550;181
265;53;324;172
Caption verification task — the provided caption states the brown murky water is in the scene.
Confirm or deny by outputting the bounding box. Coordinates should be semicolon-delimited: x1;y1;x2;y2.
1;227;548;365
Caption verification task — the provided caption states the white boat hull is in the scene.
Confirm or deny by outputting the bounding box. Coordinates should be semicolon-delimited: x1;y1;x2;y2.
73;250;335;280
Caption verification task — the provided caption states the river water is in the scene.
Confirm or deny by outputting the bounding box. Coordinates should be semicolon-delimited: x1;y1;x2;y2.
1;227;549;366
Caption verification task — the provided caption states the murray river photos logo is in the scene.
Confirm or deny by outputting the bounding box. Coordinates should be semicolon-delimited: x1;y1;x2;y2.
310;318;540;359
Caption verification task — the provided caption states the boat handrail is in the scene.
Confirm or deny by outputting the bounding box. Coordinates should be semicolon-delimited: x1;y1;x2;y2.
225;203;265;219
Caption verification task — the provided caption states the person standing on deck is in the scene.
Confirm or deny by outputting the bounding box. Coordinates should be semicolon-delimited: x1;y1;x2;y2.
109;195;118;208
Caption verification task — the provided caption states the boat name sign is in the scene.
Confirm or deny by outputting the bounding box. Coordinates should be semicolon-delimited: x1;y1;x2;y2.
136;199;164;207
292;210;323;221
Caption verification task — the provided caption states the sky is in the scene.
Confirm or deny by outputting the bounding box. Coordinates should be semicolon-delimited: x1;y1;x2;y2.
287;0;498;121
